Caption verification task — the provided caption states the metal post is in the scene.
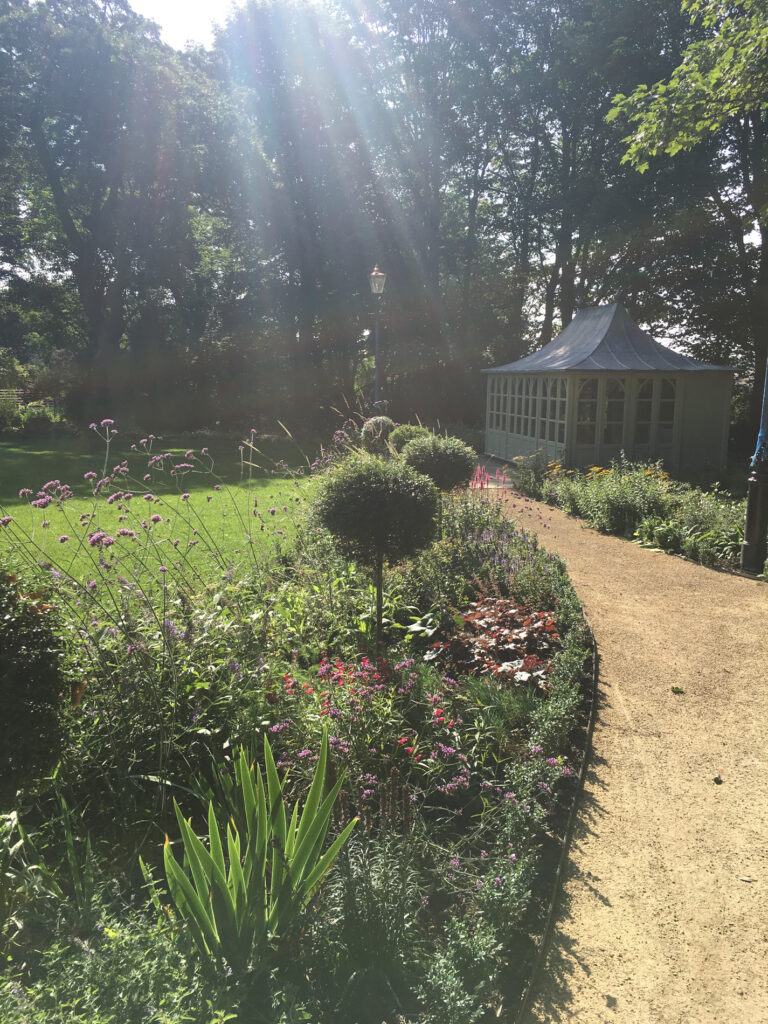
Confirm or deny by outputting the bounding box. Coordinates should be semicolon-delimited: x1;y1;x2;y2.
374;309;380;405
741;359;768;573
368;266;386;407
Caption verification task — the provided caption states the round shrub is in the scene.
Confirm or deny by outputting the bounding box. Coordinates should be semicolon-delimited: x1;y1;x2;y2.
401;434;477;491
389;423;432;452
0;573;64;801
314;455;438;568
360;416;396;455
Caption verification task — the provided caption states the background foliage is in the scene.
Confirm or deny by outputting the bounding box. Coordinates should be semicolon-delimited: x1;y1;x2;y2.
0;0;763;438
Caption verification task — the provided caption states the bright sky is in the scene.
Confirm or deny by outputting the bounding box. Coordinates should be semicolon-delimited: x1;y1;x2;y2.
128;0;238;49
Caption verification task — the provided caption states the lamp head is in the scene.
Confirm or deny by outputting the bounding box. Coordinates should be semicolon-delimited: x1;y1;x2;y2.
369;266;386;296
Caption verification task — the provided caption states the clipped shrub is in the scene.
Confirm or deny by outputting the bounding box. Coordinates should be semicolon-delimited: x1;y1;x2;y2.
315;455;438;567
21;412;54;438
0;395;22;433
360;415;396;455
389;423;431;452
313;455;438;648
401;434;477;491
0;574;65;801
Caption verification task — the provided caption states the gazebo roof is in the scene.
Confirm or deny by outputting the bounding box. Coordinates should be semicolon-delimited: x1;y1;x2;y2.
483;302;732;374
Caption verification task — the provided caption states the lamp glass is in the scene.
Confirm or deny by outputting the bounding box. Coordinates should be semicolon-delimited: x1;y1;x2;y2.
369;266;386;295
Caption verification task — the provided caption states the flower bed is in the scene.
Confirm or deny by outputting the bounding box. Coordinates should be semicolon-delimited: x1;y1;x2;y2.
517;455;750;571
0;427;590;1024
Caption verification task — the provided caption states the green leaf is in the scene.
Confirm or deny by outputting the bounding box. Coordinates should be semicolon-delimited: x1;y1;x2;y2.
164;839;219;957
208;800;226;878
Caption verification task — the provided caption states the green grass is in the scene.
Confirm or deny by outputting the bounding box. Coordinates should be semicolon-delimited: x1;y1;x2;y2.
0;432;318;504
0;434;320;586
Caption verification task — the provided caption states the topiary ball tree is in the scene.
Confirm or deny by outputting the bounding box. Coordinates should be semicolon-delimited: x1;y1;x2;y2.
360;416;396;456
389;423;432;452
314;455;439;653
401;434;477;492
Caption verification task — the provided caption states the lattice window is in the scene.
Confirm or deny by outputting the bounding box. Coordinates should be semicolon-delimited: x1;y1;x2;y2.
658;378;676;444
576;378;598;445
603;378;625;444
556;378;567;443
634;378;653;445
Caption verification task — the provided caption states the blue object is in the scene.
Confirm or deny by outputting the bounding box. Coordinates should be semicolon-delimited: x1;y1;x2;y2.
752;359;768;467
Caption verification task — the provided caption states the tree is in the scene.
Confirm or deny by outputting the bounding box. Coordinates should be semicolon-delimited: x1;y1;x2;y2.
609;0;768;425
0;0;235;419
314;456;438;653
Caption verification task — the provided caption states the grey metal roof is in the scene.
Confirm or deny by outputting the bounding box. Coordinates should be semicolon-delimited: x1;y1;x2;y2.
483;302;733;374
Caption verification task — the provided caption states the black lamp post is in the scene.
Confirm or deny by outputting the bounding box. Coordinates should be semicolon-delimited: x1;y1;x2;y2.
740;360;768;573
369;265;386;404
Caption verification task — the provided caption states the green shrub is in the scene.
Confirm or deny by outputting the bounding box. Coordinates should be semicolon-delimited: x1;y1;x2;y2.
314;455;438;570
543;458;675;536
389;423;431;452
21;407;55;438
313;455;438;648
0;394;22;432
401;434;477;492
0;574;65;802
360;415;396;455
162;734;356;978
417;917;500;1024
0;906;228;1024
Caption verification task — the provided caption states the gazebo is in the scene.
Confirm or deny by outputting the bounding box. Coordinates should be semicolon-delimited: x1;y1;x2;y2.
482;301;733;472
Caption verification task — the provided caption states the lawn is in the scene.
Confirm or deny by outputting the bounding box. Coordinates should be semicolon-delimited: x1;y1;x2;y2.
0;430;320;585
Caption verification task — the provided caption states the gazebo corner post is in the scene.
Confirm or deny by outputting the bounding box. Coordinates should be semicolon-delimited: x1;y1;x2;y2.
740;360;768;574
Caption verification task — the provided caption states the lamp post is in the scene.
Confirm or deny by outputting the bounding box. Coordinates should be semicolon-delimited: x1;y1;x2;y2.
740;359;768;573
369;265;387;404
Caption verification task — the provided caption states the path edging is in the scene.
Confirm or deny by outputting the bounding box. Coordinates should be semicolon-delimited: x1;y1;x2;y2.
511;621;599;1024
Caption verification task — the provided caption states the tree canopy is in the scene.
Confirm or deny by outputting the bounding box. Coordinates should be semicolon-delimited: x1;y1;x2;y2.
0;0;762;433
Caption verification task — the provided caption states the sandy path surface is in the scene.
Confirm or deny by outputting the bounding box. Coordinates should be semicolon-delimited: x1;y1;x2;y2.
500;493;768;1024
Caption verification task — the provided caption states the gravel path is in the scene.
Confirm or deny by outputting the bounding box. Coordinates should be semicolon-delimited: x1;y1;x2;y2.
500;493;768;1024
